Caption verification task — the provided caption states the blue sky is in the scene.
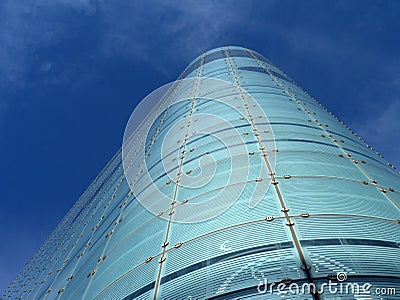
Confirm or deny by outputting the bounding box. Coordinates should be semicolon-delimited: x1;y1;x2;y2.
1;0;399;292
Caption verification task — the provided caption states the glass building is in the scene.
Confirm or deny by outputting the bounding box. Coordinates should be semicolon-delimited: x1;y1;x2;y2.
4;46;400;299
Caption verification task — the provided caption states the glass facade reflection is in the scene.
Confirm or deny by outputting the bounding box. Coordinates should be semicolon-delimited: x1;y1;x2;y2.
5;46;400;300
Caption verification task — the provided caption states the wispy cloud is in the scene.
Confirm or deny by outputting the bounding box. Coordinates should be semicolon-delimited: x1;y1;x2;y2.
97;0;250;75
0;0;249;86
0;0;95;87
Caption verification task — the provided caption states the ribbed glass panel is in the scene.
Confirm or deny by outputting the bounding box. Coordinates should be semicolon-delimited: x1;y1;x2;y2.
280;178;398;218
306;245;400;277
295;216;400;242
165;219;291;276
160;249;302;299
94;259;158;300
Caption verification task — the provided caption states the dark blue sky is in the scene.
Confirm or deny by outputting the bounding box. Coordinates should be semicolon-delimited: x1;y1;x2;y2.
1;0;399;292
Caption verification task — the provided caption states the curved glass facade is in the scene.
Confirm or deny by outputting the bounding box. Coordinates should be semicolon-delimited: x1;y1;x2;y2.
5;46;400;300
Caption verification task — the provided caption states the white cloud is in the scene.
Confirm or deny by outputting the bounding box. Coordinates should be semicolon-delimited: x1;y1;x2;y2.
0;0;250;86
0;1;75;87
96;0;249;75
